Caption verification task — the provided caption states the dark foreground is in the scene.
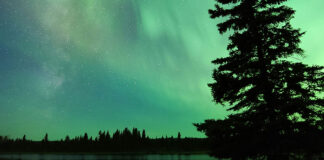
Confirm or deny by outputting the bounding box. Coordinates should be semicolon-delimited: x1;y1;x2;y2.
0;154;217;160
0;138;208;154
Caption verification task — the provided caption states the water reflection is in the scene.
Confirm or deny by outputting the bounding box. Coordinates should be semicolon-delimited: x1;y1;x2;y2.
0;154;216;160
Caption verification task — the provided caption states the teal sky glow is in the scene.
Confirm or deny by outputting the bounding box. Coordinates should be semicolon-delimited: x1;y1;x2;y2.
0;0;323;140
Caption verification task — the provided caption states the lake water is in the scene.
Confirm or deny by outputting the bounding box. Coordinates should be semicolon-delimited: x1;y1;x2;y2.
0;154;217;160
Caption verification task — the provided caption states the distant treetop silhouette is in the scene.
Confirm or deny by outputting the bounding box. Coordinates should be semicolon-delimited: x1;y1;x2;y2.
0;128;208;153
195;0;324;159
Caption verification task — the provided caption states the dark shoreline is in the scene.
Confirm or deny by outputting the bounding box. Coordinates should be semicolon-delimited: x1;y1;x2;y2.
0;150;210;155
0;129;209;155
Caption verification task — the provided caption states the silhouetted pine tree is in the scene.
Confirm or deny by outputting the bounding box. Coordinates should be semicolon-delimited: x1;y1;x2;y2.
142;130;146;139
112;130;121;140
84;133;88;141
22;135;26;142
65;135;70;142
105;130;111;141
98;130;105;142
132;128;141;140
43;133;48;143
195;0;324;159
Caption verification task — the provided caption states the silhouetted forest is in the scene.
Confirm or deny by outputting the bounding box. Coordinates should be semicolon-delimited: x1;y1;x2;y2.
0;128;208;153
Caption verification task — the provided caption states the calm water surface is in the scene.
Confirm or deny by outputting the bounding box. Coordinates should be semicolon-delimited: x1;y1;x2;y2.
0;154;217;160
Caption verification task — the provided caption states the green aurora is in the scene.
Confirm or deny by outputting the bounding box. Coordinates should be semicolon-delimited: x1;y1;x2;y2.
0;0;323;140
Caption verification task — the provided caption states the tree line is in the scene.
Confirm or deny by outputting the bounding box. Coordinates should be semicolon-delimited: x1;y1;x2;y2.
0;128;208;153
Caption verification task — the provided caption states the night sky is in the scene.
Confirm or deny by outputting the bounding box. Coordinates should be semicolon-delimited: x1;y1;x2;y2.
0;0;323;140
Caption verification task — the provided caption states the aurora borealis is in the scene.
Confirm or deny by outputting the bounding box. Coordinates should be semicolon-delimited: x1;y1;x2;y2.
0;0;323;140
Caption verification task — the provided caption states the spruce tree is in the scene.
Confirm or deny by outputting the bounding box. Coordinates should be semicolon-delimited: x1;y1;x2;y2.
22;135;26;142
142;130;146;139
195;0;324;159
42;133;49;145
